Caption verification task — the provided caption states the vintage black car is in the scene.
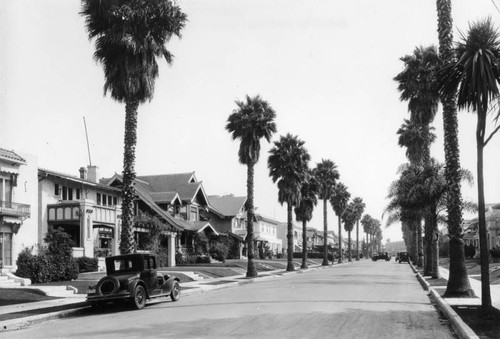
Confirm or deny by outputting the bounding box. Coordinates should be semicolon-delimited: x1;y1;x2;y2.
371;252;391;261
87;253;180;310
396;252;410;263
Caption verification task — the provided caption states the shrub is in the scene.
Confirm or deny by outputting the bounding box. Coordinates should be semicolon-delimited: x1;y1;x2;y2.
490;248;500;258
195;255;211;264
76;257;98;273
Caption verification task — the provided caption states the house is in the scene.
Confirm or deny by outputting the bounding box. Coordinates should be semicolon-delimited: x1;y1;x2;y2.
207;194;247;257
104;172;219;266
277;221;303;253
207;194;247;234
463;203;500;252
38;166;122;260
0;148;36;271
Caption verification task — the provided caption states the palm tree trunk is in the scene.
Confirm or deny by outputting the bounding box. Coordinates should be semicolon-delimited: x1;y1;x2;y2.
286;202;295;271
301;219;308;269
356;221;360;261
432;220;440;279
120;99;139;255
436;0;474;298
322;198;329;266
417;220;423;268
424;214;433;276
338;215;343;264
246;162;258;277
348;230;352;262
476;112;492;313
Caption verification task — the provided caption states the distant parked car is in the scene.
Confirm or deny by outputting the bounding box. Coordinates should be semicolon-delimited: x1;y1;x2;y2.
87;253;180;310
396;252;409;264
372;252;391;261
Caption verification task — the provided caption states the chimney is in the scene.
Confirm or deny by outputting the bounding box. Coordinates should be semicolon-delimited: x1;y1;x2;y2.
79;167;88;180
87;165;99;183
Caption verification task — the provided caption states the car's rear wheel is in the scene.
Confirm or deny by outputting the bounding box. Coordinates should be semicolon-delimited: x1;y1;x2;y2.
170;282;180;302
132;285;146;310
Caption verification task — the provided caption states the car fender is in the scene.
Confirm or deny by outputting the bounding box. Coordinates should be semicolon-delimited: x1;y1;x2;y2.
128;279;148;298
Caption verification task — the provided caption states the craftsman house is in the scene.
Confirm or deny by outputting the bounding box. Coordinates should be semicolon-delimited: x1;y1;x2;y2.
104;172;219;265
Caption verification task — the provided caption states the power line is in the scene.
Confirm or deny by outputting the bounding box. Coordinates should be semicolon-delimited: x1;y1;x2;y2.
491;0;500;14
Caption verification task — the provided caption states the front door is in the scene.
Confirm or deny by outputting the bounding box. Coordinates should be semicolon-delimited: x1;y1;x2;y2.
0;233;12;267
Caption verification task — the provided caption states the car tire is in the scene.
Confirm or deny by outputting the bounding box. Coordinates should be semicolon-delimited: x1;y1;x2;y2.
132;285;147;310
170;282;180;302
97;276;119;295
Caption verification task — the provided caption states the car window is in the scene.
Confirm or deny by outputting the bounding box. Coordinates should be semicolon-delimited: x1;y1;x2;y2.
112;259;133;273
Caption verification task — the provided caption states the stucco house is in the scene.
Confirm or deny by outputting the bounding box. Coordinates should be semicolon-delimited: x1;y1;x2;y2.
0;148;36;271
38;166;122;260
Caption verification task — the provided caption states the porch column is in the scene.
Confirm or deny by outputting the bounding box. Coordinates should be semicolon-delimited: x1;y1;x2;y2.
167;232;177;267
80;200;94;258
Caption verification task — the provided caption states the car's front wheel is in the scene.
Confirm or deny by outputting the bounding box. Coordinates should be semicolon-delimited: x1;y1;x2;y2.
132;285;147;310
170;282;180;302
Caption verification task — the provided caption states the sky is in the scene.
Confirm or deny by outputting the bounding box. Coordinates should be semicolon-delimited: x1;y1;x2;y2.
2;0;500;243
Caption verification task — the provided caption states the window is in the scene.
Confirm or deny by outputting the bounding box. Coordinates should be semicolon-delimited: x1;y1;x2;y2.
97;193;101;205
102;194;107;206
108;195;112;206
190;206;198;221
0;176;12;205
113;197;117;206
54;183;78;201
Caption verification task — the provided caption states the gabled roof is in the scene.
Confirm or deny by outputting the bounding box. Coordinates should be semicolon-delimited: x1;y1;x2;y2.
149;191;182;205
208;195;246;217
39;168;120;193
0;148;26;165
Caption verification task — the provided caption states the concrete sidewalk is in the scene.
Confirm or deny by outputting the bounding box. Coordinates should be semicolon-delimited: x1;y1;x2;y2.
0;264;330;333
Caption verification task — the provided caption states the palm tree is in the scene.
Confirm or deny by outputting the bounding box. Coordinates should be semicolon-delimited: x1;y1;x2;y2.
351;197;365;261
437;17;500;313
330;182;350;263
81;0;187;254
342;202;357;262
313;160;340;266
361;214;372;257
268;134;310;272
226;95;277;277
294;170;318;269
435;0;474;298
385;164;424;264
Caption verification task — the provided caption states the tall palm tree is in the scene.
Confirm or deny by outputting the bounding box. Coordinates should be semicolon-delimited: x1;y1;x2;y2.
294;170;318;269
435;0;474;298
437;17;500;313
226;95;277;277
351;197;365;261
268;134;310;272
361;214;372;257
330;182;350;264
313;160;340;266
342;202;357;262
81;0;187;254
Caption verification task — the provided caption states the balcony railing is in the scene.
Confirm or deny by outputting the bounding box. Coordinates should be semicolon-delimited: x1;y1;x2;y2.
0;200;31;218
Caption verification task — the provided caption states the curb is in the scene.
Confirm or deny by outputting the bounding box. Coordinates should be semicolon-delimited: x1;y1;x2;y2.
1;306;88;333
411;263;478;339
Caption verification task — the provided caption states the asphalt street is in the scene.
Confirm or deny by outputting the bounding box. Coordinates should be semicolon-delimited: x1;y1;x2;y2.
6;260;455;339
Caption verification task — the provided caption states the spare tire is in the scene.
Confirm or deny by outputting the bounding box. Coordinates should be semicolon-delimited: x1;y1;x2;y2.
97;276;120;295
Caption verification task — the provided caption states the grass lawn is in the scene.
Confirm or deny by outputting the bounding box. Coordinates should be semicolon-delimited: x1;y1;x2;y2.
0;288;59;306
439;258;500;284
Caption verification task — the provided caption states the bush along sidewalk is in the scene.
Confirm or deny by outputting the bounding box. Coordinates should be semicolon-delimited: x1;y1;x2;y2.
15;228;80;283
